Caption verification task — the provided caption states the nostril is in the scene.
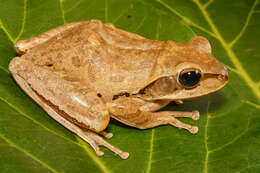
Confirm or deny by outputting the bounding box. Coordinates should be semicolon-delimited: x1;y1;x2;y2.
217;73;229;81
218;74;224;80
224;73;229;80
222;66;227;74
220;65;229;81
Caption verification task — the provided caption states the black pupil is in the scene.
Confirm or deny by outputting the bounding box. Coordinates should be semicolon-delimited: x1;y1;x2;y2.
179;71;201;87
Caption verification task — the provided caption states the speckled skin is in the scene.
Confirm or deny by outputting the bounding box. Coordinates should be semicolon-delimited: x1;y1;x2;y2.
8;20;228;159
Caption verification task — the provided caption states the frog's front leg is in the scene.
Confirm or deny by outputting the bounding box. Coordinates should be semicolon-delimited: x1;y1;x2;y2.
140;111;199;134
108;97;199;134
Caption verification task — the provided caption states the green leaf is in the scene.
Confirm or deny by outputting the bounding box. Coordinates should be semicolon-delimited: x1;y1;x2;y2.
0;0;259;172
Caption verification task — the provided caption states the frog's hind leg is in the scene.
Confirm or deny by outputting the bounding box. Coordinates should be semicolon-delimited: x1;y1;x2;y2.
14;21;89;54
85;131;129;159
10;71;129;159
78;129;128;159
9;58;129;159
99;131;113;139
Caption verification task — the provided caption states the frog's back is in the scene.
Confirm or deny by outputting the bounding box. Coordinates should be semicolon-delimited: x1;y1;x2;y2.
19;20;164;101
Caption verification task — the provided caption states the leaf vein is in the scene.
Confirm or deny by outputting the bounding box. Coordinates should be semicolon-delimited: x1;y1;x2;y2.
146;129;155;173
226;65;239;74
210;101;244;119
0;20;15;44
77;137;111;173
0;134;59;173
0;78;109;172
134;11;147;32
244;100;260;109
0;65;9;74
59;0;66;24
112;5;131;24
203;0;214;9
14;0;27;42
203;99;210;173
236;164;260;173
155;0;217;38
209;118;250;153
229;0;258;47
257;81;260;87
0;95;79;147
193;0;260;102
64;0;82;13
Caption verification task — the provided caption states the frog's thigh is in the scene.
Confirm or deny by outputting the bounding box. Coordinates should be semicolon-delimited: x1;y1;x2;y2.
9;58;110;132
9;58;129;159
108;98;198;134
15;21;88;54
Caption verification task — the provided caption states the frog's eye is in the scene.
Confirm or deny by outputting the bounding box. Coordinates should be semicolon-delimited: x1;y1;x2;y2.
178;69;201;88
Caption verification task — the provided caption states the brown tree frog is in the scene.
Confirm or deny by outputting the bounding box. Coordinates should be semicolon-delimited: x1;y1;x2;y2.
9;20;228;159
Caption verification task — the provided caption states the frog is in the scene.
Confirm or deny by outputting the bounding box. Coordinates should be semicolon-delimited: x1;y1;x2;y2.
8;20;229;159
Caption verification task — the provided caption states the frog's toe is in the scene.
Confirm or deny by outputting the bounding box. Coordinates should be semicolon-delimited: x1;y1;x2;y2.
120;152;130;160
86;131;128;159
104;132;113;139
191;110;200;120
188;126;198;134
100;131;113;139
96;150;104;156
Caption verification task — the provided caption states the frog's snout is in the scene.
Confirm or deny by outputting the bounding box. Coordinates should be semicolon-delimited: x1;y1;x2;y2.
218;65;229;81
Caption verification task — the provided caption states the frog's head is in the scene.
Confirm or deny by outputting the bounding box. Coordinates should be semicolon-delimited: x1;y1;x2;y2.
138;36;229;101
